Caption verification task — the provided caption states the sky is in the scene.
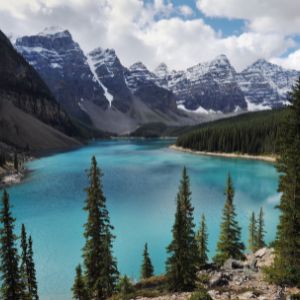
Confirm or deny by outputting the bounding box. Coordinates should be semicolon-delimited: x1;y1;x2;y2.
0;0;300;72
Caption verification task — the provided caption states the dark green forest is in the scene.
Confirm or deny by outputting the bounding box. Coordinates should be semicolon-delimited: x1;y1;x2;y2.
176;109;288;155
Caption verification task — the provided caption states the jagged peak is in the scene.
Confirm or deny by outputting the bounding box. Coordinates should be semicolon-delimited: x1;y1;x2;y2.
129;61;149;71
37;26;72;39
211;54;231;65
155;62;168;71
243;58;283;73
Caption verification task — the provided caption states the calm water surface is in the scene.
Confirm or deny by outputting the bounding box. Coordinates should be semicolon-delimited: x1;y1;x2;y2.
6;140;280;300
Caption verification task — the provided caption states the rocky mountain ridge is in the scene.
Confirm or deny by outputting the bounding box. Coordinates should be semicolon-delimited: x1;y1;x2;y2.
0;29;82;153
14;27;300;133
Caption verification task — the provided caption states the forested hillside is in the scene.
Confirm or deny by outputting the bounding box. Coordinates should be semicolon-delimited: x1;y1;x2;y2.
176;109;288;155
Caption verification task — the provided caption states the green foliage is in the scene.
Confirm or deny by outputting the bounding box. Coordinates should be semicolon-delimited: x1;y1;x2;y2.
72;265;88;300
266;78;300;286
176;109;287;155
166;167;198;291
290;293;300;300
214;174;245;265
196;214;209;267
116;275;134;299
20;224;30;300
248;212;258;252
27;236;39;300
0;190;22;300
140;243;154;279
197;273;210;285
134;275;168;290
82;156;118;299
189;289;212;300
257;207;266;249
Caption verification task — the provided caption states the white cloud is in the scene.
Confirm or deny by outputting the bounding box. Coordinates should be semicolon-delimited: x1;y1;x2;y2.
178;5;194;17
0;0;299;71
196;0;300;35
271;49;300;70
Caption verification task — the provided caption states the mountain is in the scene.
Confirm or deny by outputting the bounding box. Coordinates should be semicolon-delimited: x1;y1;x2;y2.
154;55;300;112
14;27;300;134
15;29;202;134
87;47;132;113
236;59;300;110
0;29;81;152
154;55;247;113
15;27;108;124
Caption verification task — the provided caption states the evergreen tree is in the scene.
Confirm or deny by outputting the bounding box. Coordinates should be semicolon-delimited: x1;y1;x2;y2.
72;265;88;300
196;214;209;267
117;275;134;299
257;207;266;249
20;224;30;300
166;167;198;291
266;78;300;285
0;190;21;300
140;243;154;279
248;212;258;252
27;236;39;300
82;156;118;299
214;174;245;265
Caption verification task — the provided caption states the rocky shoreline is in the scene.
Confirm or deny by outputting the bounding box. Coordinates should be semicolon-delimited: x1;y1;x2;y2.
170;145;276;163
135;248;299;300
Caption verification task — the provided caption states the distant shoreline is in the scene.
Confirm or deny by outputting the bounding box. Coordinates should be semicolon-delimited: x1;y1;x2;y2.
170;145;277;163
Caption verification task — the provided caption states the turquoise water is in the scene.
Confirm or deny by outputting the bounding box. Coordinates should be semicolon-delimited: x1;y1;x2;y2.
5;140;280;300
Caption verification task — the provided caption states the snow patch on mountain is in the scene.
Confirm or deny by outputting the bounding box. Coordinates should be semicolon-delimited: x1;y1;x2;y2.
87;54;114;106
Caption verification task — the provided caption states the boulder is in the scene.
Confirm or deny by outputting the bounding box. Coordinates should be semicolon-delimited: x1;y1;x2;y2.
209;272;230;288
237;291;257;299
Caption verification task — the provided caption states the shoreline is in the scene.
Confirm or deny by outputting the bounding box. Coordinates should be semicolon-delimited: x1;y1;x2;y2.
170;145;277;163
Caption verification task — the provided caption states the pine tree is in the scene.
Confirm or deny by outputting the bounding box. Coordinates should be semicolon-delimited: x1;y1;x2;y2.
82;156;118;299
248;212;258;252
140;243;154;279
72;265;88;300
27;236;39;300
20;224;30;300
256;207;266;249
196;214;209;267
0;190;21;300
213;174;245;265
266;78;300;285
166;167;198;291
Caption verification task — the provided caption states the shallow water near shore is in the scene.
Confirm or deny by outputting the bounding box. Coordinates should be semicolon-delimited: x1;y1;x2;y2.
5;139;280;300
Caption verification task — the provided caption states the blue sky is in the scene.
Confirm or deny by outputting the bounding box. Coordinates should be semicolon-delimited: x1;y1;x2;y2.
0;0;299;70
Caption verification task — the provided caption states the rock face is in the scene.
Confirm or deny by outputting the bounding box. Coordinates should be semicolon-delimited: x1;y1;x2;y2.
155;55;247;113
14;27;300;133
15;27;108;124
0;29;81;151
236;59;300;110
87;47;132;113
154;55;300;113
15;29;200;134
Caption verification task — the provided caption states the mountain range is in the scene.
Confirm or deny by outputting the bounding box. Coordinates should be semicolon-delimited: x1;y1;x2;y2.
12;27;300;134
0;29;84;154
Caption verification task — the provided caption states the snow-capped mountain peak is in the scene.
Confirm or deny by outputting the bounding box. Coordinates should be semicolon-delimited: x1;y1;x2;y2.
37;26;71;39
154;63;169;77
129;61;149;72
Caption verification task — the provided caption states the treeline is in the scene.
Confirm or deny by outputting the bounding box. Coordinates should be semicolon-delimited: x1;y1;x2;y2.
0;190;39;300
71;79;300;299
176;109;288;155
72;155;268;300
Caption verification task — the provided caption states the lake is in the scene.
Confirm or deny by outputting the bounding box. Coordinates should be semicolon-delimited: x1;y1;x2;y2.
5;139;280;300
